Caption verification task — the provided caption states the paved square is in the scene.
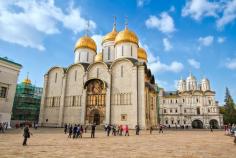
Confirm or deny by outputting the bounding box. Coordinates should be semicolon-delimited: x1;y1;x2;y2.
0;128;235;158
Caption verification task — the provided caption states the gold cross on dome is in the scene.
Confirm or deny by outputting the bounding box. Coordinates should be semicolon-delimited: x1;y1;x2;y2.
125;16;128;29
85;21;90;36
113;16;117;29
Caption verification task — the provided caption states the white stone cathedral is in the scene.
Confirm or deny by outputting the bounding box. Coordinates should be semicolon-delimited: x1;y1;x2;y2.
159;73;223;129
39;21;158;129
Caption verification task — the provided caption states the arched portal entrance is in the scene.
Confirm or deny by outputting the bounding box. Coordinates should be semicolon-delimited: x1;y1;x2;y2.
85;79;106;125
192;120;203;129
89;109;101;125
209;119;219;129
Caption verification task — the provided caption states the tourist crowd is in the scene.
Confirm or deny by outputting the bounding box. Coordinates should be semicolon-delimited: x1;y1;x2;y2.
63;123;165;139
224;124;236;144
0;122;8;133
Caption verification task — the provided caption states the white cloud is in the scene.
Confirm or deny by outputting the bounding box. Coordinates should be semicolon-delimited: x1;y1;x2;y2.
145;12;176;34
137;0;150;7
225;58;236;70
216;0;236;29
198;36;214;46
91;34;103;52
217;37;225;43
140;42;183;73
163;38;172;51
182;0;236;29
148;59;184;73
0;0;96;51
182;0;220;20
188;59;200;69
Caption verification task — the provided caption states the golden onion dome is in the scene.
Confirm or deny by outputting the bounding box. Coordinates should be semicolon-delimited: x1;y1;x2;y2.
74;35;97;52
23;78;31;84
102;28;118;44
114;28;139;45
138;47;147;61
94;53;103;62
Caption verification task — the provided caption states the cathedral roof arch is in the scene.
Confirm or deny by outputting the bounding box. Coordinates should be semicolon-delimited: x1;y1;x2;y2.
110;57;137;69
87;61;109;72
66;63;86;73
46;66;65;75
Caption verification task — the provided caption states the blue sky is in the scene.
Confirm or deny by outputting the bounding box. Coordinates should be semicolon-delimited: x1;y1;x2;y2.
0;0;236;104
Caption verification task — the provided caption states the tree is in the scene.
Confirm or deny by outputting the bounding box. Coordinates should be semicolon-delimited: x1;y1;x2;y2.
223;87;236;124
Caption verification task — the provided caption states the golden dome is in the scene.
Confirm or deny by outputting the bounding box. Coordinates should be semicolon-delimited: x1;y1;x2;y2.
102;28;118;44
114;28;139;45
138;47;147;61
74;36;97;52
23;78;31;84
94;53;103;62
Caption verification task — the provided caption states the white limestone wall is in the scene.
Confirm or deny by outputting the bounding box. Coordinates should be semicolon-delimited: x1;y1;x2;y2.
115;43;138;60
63;65;85;124
74;48;96;64
138;66;146;128
66;65;85;95
102;41;115;62
111;60;137;128
42;67;64;126
0;60;21;126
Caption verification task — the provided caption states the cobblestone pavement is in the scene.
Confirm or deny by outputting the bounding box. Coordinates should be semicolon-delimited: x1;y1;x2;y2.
0;128;235;158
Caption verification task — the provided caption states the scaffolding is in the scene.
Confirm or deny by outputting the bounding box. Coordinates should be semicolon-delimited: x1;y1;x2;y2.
12;78;43;122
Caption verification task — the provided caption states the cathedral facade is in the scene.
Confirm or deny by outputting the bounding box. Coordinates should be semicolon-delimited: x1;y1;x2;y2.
39;23;158;129
159;74;223;129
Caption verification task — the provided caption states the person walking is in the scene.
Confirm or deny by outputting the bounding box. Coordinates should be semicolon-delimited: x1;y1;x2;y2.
119;125;123;136
107;124;111;136
210;125;213;132
64;123;68;134
23;125;31;146
150;126;153;134
135;125;140;135
91;123;96;138
76;125;81;138
68;125;73;138
73;124;77;139
112;125;116;136
159;125;163;133
125;125;129;136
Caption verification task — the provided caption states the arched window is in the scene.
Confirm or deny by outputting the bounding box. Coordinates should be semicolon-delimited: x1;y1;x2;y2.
122;46;124;56
108;47;110;60
86;52;89;61
78;53;81;61
55;73;57;83
197;107;200;115
97;68;99;78
121;65;123;77
75;70;77;81
131;46;133;56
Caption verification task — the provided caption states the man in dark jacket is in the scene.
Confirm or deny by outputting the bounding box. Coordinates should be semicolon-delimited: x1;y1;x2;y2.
135;125;140;135
91;123;96;138
107;124;111;136
23;125;31;146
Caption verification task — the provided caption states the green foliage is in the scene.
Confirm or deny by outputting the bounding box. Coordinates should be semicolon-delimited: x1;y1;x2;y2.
223;87;236;124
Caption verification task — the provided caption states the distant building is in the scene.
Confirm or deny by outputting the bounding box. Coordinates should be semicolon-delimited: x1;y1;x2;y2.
11;76;43;124
0;57;22;126
159;73;223;129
